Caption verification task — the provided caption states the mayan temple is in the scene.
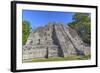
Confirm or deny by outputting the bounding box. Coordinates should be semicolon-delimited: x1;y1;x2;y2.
22;23;90;61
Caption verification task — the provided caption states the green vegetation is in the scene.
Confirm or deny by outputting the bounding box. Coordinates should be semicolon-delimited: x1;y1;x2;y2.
68;13;91;44
22;21;31;45
23;55;91;63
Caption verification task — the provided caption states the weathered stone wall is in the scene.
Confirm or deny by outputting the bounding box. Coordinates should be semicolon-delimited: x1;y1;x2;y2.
23;23;91;60
23;45;47;60
23;45;59;60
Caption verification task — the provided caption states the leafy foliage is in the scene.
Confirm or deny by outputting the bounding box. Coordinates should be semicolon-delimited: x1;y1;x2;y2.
22;21;31;45
68;13;91;44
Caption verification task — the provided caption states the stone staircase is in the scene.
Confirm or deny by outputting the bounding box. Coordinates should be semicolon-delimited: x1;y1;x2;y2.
61;25;85;55
54;24;85;57
23;23;90;60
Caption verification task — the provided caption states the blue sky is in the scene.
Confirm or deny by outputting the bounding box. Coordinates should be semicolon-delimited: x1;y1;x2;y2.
22;10;75;30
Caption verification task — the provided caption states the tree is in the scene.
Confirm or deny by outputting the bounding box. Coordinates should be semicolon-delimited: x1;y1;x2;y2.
22;21;31;45
68;13;91;44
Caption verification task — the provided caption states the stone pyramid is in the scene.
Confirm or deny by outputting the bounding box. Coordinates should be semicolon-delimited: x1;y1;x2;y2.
23;23;90;60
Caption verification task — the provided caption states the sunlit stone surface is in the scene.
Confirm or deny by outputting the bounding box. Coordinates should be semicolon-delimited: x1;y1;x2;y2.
22;23;90;60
